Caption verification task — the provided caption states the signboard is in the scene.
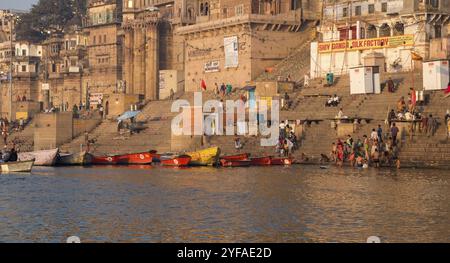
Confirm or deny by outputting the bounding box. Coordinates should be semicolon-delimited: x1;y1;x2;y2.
204;61;220;73
318;35;414;53
89;93;103;106
41;83;50;90
159;71;166;90
224;36;239;68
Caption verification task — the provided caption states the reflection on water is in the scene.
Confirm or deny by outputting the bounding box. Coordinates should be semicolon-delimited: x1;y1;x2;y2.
0;165;449;243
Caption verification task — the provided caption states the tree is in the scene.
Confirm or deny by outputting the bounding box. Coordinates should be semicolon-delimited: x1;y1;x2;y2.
15;0;87;42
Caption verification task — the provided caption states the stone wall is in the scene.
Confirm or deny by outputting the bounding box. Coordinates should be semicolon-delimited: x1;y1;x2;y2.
34;112;73;150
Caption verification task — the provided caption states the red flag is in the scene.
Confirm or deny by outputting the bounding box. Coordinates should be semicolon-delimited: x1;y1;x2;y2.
201;79;207;91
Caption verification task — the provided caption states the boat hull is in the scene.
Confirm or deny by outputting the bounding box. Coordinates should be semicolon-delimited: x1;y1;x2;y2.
250;157;272;166
161;156;191;167
220;159;251;167
186;147;220;166
91;155;120;165
57;152;92;166
116;152;153;165
1;160;34;173
18;149;59;166
270;157;294;165
220;153;250;162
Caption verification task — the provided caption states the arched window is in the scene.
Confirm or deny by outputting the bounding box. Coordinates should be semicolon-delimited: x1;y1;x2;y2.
366;25;377;39
204;2;209;16
379;23;391;37
393;22;404;36
200;3;204;16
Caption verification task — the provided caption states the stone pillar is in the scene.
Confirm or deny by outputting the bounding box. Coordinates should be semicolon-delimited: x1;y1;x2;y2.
145;25;159;100
124;28;134;95
133;27;145;95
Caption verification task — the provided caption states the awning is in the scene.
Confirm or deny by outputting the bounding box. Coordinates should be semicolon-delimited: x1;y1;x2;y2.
117;111;141;121
243;86;256;91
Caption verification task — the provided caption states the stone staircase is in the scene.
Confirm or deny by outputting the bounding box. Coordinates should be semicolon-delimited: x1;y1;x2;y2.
277;72;427;160
398;91;450;168
60;100;177;155
7;120;35;152
256;24;316;85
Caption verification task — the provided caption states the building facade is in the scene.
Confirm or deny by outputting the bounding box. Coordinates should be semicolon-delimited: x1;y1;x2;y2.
311;0;450;78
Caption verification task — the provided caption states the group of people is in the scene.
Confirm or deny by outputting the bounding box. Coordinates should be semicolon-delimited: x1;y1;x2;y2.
0;145;18;163
325;94;341;107
276;121;299;157
214;83;233;98
331;124;401;169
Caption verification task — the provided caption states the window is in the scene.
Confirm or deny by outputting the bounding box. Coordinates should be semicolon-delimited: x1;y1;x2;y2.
235;4;244;16
368;4;375;14
103;35;107;43
93;36;96;45
430;0;439;8
128;0;133;8
22;49;26;56
343;7;348;17
355;6;361;16
382;2;388;12
21;65;26;72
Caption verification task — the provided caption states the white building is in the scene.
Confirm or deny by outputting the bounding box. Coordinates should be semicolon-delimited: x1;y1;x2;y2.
311;0;450;79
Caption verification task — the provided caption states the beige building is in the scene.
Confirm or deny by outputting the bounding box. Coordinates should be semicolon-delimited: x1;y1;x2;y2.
177;0;319;92
85;0;124;99
41;29;89;111
311;0;450;78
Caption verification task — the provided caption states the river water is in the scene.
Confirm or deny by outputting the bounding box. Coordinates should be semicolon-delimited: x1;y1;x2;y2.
0;165;449;243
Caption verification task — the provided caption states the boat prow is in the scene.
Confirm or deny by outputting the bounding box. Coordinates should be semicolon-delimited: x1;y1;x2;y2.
18;149;59;166
186;147;220;166
1;159;35;173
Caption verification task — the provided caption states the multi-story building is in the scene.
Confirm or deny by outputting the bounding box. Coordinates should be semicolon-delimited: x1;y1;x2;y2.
41;28;89;110
310;0;450;78
0;9;19;79
84;0;123;102
176;0;321;92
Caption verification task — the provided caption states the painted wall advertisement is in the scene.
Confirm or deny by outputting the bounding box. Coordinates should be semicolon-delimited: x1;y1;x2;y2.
224;36;239;68
204;61;220;73
318;35;414;53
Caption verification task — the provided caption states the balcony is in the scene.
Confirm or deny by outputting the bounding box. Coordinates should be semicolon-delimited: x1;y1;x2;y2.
176;9;303;35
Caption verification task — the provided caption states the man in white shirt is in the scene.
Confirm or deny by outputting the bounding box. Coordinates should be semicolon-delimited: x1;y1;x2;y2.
370;129;378;141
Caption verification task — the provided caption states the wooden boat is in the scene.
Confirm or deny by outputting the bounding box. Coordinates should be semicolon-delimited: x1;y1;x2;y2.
116;152;154;165
1;159;34;173
250;157;272;166
18;149;59;166
91;155;120;165
220;159;252;167
160;155;191;167
220;153;250;162
270;157;294;165
57;152;93;166
186;147;220;166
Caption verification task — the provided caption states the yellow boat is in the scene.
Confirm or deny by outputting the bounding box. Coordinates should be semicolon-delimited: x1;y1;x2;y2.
186;147;221;166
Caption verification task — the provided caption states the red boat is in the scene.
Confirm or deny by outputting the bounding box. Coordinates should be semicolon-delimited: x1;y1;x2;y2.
91;155;120;165
116;152;153;165
270;157;294;165
250;157;272;166
160;155;191;167
220;153;250;162
220;159;252;167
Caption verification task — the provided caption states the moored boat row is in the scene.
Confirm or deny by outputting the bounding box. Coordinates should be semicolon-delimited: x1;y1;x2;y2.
8;146;294;173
